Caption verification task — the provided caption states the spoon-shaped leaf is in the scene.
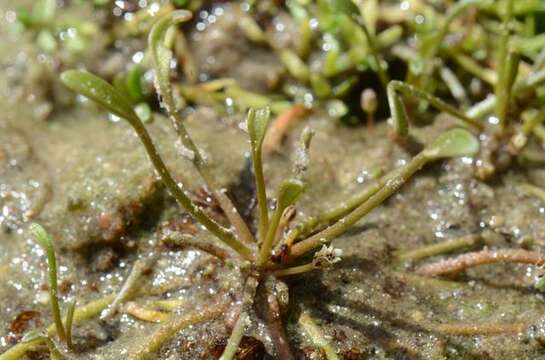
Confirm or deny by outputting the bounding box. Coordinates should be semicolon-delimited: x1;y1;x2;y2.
149;10;192;113
60;70;137;122
387;81;409;139
277;179;305;209
423;128;480;160
247;107;271;152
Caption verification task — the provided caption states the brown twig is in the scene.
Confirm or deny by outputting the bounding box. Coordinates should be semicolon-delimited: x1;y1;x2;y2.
415;248;545;276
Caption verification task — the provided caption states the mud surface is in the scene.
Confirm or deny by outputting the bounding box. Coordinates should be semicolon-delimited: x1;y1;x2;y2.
1;1;545;359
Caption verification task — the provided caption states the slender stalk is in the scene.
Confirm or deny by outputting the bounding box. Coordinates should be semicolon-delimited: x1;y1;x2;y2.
128;118;254;260
219;277;258;360
259;205;285;266
396;234;482;262
274;262;315;277
299;311;340;360
284;172;391;248
388;81;483;139
48;294;115;336
0;294;115;359
220;312;249;360
494;0;515;130
64;301;76;349
150;13;255;247
253;137;269;241
161;232;231;259
431;322;526;336
415;248;545;276
30;224;66;343
101;259;148;319
0;340;42;360
465;68;545;119
129;301;227;360
289;153;429;259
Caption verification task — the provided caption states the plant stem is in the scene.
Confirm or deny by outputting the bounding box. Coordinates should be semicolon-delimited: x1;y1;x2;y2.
289;153;429;259
299;311;340;360
396;234;482;262
127;117;254;261
415;248;545;276
220;312;249;360
64;301;76;349
172;114;256;246
1;294;115;359
389;81;483;138
48;294;115;336
284;173;389;248
101;259;148;319
31;224;66;343
274;262;315;277
129;301;227;360
494;0;515;130
219;277;258;360
0;340;42;360
258;204;285;266
253;136;269;241
149;11;255;249
430;322;526;336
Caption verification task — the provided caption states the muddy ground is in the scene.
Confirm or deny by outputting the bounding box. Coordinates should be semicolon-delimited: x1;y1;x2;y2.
1;1;545;359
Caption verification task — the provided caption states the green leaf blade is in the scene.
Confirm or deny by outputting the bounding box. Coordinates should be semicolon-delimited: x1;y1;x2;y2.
277;179;305;209
60;70;137;122
247;107;271;152
423;128;480;160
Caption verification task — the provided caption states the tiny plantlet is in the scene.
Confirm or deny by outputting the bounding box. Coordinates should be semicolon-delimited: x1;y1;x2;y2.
54;10;479;359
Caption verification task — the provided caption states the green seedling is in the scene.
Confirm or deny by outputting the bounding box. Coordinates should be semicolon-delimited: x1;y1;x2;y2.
57;10;480;359
30;224;75;349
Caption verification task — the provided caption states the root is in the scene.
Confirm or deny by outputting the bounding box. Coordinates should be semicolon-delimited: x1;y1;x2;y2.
415;248;545;276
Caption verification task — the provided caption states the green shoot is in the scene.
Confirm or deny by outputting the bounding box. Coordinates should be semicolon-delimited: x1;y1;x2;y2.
30;224;67;344
387;80;483;141
247;108;271;240
149;11;255;246
288;128;479;259
219;277;258;360
259;179;305;266
21;330;66;360
64;301;76;349
494;0;515;130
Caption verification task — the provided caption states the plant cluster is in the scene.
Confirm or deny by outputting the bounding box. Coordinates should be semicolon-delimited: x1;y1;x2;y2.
0;9;480;360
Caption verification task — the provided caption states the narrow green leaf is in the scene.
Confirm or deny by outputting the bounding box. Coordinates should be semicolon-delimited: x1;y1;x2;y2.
387;82;409;139
60;70;137;121
30;223;67;343
247;107;271;152
423;128;480;160
277;179;305;209
148;10;192;112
